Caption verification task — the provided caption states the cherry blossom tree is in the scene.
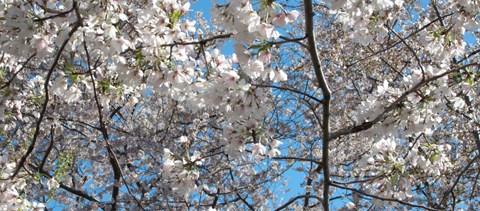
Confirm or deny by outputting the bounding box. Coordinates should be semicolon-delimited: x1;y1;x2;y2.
0;0;479;210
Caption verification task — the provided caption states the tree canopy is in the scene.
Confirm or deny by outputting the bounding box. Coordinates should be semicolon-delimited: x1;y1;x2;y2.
0;0;479;210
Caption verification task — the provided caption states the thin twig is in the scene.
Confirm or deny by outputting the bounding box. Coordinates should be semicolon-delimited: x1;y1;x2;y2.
387;26;426;81
38;125;55;171
0;53;36;90
331;182;439;210
347;13;454;67
439;155;480;206
276;35;308;48
253;83;323;103
272;156;322;164
30;164;102;203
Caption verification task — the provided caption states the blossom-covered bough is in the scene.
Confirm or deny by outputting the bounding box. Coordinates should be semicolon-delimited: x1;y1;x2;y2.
0;0;479;210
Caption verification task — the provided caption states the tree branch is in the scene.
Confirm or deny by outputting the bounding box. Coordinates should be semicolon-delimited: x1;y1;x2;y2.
29;164;101;204
12;1;82;179
160;33;233;47
304;0;332;209
330;63;480;140
83;32;145;211
275;195;322;211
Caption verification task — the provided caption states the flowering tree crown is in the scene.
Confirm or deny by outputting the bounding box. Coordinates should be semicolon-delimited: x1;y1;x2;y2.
0;0;479;210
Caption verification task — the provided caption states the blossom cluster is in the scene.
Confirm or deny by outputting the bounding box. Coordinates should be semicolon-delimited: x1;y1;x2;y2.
0;151;45;210
355;137;453;202
162;147;202;198
329;0;404;45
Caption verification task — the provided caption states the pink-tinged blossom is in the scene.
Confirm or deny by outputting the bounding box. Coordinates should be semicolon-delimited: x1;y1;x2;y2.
269;69;288;82
271;12;288;27
234;43;251;64
110;37;133;53
258;23;279;39
346;202;356;210
373;138;396;154
244;59;264;79
180;2;191;14
182;20;196;33
239;2;261;32
267;139;282;157
64;86;82;103
258;50;271;64
329;0;348;10
190;151;203;165
372;0;394;10
222;70;240;85
286;10;300;22
103;23;118;39
177;136;188;144
376;80;389;96
46;177;59;190
251;143;266;156
33;35;53;57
